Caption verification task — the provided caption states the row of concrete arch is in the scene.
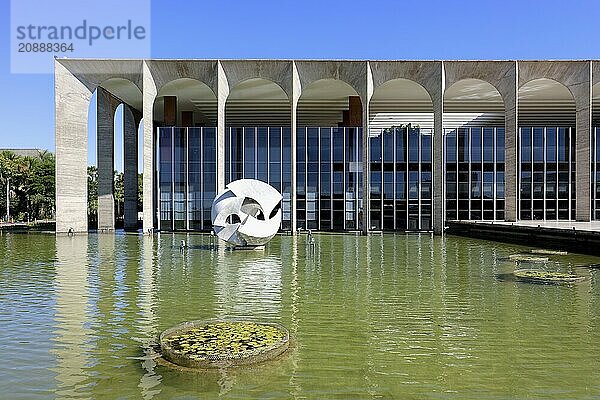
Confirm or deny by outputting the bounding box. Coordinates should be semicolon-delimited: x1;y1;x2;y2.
55;59;600;234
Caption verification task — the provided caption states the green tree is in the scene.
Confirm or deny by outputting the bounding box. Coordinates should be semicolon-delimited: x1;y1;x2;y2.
138;173;143;211
31;151;56;219
0;151;25;222
114;171;124;222
88;166;98;227
0;150;56;222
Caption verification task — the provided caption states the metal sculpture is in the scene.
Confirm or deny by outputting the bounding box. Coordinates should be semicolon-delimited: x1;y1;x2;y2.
211;179;282;247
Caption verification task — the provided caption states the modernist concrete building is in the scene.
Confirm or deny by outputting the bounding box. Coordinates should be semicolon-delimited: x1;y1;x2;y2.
55;59;600;235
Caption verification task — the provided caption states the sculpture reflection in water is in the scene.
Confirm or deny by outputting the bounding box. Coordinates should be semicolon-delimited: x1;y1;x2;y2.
211;179;282;247
214;253;283;319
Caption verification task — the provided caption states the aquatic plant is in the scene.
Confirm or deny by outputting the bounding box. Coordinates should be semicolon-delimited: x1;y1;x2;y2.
512;269;586;285
530;249;568;255
160;320;289;368
508;254;549;262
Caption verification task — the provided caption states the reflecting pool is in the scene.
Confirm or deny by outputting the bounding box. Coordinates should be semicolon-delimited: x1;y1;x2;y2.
1;232;600;399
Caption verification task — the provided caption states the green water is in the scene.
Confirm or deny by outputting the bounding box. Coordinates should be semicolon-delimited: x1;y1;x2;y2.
1;232;600;399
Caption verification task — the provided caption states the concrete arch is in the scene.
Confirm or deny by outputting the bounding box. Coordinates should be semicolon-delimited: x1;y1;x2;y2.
156;77;217;99
517;67;590;221
219;60;293;100
145;60;218;99
371;78;433;103
56;59;143;101
369;78;434;129
443;62;518;222
518;77;575;126
444;78;505;126
226;77;289;100
519;77;576;103
294;61;367;102
518;61;590;111
446;78;505;107
444;61;517;110
445;78;504;102
296;78;361;127
122;104;140;231
368;78;436;231
153;77;217;126
368;62;445;233
92;78;142;232
225;77;290;126
369;61;442;107
97;77;143;111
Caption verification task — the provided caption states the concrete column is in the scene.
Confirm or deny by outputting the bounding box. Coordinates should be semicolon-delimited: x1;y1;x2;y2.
362;63;373;234
55;60;91;233
291;62;300;233
142;61;157;232
217;61;229;193
432;62;445;235
96;87;119;231
504;62;519;222
123;105;139;231
575;62;593;221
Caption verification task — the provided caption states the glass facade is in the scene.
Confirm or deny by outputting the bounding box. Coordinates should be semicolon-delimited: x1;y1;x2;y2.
296;127;363;231
154;124;587;231
225;127;292;230
369;127;432;231
518;127;575;220
158;127;216;231
445;127;505;221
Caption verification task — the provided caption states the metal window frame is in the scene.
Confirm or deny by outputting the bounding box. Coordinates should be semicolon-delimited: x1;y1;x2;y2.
185;127;189;230
568;126;573;220
171;126;175;231
200;127;204;231
518;126;576;221
393;127;397;230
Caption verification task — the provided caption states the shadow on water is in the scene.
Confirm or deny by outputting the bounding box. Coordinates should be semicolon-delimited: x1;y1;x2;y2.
574;263;600;270
494;272;578;286
495;272;519;283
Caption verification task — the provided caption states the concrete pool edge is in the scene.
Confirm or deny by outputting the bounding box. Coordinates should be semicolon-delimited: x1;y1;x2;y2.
447;221;600;256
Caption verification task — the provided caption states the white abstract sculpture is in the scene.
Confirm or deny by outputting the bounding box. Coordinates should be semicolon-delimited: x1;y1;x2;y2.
211;179;282;247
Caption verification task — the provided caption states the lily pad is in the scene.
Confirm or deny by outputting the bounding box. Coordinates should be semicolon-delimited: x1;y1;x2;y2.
512;269;586;285
530;249;568;255
160;320;289;369
508;254;549;262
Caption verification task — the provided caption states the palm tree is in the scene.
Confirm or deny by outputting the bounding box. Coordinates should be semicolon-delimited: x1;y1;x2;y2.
0;151;20;222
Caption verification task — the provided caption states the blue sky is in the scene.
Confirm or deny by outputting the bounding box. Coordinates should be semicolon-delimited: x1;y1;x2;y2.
0;0;598;168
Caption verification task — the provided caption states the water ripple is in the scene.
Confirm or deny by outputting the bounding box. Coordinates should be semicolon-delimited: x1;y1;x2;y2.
0;233;599;398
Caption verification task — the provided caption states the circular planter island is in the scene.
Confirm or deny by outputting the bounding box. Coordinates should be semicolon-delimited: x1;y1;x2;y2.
160;320;290;369
512;269;587;285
